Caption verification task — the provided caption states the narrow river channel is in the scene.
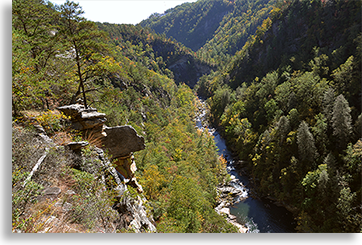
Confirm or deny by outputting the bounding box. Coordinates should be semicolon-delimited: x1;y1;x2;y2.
196;99;297;233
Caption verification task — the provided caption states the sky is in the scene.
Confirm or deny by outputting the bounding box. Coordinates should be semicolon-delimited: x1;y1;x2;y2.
51;0;197;25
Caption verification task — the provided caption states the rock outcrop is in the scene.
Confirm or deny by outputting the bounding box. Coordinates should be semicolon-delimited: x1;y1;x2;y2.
58;104;145;154
57;104;106;132
58;104;145;182
96;146;155;232
102;126;145;159
57;103;154;232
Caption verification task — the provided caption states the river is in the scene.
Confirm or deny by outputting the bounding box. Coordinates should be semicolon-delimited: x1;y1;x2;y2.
195;99;297;233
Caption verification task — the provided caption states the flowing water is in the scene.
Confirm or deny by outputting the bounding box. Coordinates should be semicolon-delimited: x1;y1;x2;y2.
196;100;297;233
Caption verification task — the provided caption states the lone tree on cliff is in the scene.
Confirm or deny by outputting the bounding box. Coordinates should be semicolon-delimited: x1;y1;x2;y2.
58;0;109;108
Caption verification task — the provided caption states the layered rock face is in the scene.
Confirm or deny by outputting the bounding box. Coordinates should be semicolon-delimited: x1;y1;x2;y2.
58;104;145;186
57;104;106;132
102;126;145;159
58;103;155;232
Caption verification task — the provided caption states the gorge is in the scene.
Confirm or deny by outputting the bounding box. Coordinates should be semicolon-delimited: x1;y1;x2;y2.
12;0;361;233
196;99;296;233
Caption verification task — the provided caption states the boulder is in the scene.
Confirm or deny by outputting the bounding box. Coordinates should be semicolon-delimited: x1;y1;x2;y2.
58;104;145;158
57;104;106;131
37;186;61;201
102;126;145;159
113;196;156;233
65;141;89;168
43;187;61;196
66;141;89;151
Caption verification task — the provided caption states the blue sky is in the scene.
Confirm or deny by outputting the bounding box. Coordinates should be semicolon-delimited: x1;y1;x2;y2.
51;0;197;25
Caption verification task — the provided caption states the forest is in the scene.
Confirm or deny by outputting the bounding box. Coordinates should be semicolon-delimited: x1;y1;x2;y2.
12;0;237;233
12;0;361;233
143;0;361;233
200;0;362;233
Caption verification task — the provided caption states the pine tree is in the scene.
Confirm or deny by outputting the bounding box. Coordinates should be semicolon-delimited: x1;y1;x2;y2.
297;121;318;171
58;0;108;108
12;0;61;113
331;94;352;150
323;87;335;123
276;115;290;146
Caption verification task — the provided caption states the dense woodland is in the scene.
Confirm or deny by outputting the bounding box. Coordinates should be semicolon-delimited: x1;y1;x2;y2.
142;0;361;232
12;0;236;233
12;0;361;233
202;0;362;233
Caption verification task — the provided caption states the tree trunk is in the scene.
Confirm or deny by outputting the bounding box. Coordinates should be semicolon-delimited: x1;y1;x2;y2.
74;43;88;108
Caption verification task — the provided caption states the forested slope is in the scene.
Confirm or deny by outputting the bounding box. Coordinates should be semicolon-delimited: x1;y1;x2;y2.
12;0;362;233
12;0;237;233
141;0;279;66
96;22;214;88
194;0;361;232
140;0;233;51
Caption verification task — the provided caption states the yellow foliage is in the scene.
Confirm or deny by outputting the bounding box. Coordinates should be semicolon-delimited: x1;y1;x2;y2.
140;165;166;200
35;110;70;135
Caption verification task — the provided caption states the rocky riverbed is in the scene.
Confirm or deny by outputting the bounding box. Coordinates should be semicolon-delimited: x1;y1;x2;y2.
215;176;249;233
195;98;249;233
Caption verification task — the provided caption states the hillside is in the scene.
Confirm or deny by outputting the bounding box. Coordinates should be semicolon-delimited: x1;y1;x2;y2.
12;0;362;233
96;22;214;88
227;0;362;89
12;0;240;233
194;0;361;232
141;0;279;66
140;0;233;51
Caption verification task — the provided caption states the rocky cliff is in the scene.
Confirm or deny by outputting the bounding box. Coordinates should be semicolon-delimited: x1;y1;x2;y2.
57;103;155;232
166;54;214;88
13;104;156;233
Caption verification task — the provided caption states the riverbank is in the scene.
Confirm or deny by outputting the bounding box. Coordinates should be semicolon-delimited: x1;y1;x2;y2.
195;97;297;233
233;158;300;216
195;98;249;233
215;177;249;233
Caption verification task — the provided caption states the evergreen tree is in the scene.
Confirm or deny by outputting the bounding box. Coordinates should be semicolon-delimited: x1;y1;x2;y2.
331;94;352;150
297;121;318;172
312;113;329;157
323;87;335;124
12;0;61;113
323;152;337;172
12;0;59;72
58;0;108;108
352;113;362;143
276;116;290;146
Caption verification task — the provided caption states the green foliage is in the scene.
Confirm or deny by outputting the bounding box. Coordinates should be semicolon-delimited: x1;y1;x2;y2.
331;94;352;150
133;86;235;232
13;0;361;233
209;86;232;125
58;0;110;108
96;22;213;88
297;121;317;169
142;0;279;67
12;0;78;115
197;0;361;230
301;164;328;198
35;110;70;136
11;0;247;234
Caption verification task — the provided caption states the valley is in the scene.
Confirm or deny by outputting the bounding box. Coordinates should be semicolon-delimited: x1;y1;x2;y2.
12;0;361;233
